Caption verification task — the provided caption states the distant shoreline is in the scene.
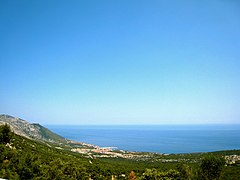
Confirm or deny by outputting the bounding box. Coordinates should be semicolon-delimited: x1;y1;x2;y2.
46;124;240;154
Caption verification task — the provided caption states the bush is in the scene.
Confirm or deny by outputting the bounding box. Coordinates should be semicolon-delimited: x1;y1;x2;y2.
199;155;225;180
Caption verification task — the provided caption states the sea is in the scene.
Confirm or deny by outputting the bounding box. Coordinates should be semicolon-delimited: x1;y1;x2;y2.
46;125;240;154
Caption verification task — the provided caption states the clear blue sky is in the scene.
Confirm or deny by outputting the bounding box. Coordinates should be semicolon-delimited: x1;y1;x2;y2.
0;0;240;125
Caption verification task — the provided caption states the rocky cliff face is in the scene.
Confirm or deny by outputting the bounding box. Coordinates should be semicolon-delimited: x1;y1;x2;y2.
0;114;67;144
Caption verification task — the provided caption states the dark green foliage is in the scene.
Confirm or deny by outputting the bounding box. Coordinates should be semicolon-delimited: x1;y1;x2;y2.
220;165;240;180
177;164;193;180
0;124;12;144
199;155;225;180
141;168;180;179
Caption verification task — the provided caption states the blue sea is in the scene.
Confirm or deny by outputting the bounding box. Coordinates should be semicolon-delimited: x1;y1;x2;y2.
46;125;240;154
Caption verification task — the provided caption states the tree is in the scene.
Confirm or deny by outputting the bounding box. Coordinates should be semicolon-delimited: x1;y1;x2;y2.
199;155;225;180
0;124;13;144
177;164;193;180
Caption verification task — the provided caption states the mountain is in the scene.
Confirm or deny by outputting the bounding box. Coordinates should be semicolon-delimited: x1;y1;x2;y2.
0;114;67;144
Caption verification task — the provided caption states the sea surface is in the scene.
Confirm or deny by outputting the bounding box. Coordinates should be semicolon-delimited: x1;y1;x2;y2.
46;125;240;154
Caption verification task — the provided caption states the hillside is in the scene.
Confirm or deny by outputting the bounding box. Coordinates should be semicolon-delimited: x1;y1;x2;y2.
1;122;240;179
0;114;67;144
0;116;240;179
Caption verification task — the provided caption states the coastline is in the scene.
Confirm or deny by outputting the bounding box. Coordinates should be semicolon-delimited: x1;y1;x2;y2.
47;124;240;154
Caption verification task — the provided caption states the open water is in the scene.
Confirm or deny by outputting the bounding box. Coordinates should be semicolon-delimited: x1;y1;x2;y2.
46;125;240;154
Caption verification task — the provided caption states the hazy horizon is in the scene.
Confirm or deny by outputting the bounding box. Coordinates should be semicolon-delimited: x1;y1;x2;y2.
44;124;240;128
1;1;240;125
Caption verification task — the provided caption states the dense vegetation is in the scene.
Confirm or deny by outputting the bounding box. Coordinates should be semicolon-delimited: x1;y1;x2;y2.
0;124;239;179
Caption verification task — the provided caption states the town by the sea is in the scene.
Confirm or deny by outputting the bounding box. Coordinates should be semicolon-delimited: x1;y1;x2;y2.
46;125;240;154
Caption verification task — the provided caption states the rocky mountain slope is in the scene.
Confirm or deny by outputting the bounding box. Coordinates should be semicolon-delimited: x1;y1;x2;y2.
0;114;67;144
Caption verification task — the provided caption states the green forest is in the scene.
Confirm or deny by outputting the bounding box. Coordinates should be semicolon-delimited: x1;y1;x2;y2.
0;124;240;179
